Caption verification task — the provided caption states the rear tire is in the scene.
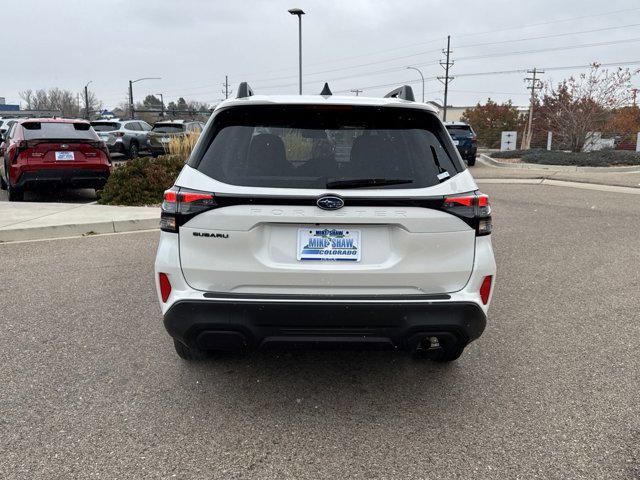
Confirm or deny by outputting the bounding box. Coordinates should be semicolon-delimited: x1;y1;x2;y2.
173;339;210;361
127;142;139;160
466;155;476;166
0;174;7;190
7;183;23;201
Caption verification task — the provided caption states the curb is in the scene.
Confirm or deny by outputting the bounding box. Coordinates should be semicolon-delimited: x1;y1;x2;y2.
0;217;159;243
477;178;640;195
479;154;640;173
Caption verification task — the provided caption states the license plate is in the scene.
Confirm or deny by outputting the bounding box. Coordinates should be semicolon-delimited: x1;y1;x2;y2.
453;140;460;146
297;228;361;262
55;151;75;161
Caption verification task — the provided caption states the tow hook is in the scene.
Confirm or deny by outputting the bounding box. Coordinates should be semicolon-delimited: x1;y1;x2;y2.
426;336;441;350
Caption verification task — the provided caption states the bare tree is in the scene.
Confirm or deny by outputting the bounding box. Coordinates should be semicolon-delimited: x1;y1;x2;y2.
18;87;102;118
19;89;34;110
541;64;637;152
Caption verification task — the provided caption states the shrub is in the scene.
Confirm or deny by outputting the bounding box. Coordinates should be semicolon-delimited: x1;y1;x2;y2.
491;149;546;159
167;132;201;158
97;155;185;205
490;149;640;167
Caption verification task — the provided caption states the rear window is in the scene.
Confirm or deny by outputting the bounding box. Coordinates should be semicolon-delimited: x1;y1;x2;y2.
91;122;120;132
446;125;473;137
152;124;184;133
22;122;98;140
190;105;463;189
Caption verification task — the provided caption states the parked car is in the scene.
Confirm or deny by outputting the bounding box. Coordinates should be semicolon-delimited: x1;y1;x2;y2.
147;120;205;156
445;121;477;165
0;118;111;201
90;119;152;159
0;118;20;137
154;83;496;363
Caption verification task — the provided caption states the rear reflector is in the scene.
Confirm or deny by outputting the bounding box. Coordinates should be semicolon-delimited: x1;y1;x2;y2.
480;275;492;305
159;273;172;302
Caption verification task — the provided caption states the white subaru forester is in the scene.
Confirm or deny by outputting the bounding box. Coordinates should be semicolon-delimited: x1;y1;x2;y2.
154;83;496;362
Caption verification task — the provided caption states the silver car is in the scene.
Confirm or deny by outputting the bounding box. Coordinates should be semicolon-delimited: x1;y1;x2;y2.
91;119;152;159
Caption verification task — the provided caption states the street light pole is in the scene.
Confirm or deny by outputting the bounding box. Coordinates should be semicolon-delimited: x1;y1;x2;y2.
288;8;305;95
84;80;93;120
128;77;161;119
406;67;424;102
156;93;165;117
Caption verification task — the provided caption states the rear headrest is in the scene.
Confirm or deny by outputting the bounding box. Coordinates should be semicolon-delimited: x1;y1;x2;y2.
246;133;289;175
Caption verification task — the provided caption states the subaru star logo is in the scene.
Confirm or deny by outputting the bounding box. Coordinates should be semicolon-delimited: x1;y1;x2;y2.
316;195;344;210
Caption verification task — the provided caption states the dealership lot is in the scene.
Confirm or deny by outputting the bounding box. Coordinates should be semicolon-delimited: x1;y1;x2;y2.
1;183;639;479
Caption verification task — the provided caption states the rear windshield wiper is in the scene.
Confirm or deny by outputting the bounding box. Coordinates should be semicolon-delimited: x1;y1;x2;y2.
326;178;414;189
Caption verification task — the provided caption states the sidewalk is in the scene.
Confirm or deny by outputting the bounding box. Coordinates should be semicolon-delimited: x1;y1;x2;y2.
0;202;159;242
475;154;640;189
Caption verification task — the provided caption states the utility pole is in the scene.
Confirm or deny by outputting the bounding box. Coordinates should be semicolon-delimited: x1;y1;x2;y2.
438;35;454;121
156;93;164;117
522;67;545;150
129;80;134;119
222;75;232;99
84;81;92;120
350;89;363;96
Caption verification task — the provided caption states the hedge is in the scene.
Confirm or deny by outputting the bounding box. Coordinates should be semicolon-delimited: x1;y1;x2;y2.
97;155;185;206
491;149;640;167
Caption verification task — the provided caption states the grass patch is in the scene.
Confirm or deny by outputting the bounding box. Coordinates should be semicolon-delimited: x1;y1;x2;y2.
491;149;640;167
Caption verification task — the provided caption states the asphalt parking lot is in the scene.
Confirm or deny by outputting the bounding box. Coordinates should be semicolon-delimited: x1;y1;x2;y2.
1;183;639;479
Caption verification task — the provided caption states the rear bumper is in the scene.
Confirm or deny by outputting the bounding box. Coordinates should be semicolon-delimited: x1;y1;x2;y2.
15;168;110;190
456;145;477;158
149;145;166;155
164;296;486;352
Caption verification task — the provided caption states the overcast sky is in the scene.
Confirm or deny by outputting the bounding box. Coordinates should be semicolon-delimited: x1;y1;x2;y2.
2;0;640;109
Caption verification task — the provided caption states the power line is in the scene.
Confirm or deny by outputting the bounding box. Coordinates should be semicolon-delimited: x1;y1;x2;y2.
332;59;640;94
256;36;640;93
456;36;640;62
229;6;640;80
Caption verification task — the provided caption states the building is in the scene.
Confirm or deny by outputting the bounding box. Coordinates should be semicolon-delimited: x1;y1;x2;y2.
426;101;473;122
0;97;20;114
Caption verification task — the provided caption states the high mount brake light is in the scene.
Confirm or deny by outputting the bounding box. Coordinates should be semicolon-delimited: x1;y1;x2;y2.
442;192;492;236
160;187;217;232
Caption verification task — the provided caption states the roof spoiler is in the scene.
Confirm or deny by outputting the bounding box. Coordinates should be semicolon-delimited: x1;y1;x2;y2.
384;85;415;102
236;82;254;99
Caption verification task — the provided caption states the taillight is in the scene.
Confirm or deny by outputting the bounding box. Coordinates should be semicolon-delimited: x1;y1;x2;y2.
12;141;29;164
158;273;172;302
442;192;492;236
160;187;217;232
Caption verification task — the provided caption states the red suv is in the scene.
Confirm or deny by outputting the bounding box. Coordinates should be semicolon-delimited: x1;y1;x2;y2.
0;118;111;201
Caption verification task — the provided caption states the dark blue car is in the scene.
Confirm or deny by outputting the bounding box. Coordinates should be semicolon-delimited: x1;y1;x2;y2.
445;122;477;166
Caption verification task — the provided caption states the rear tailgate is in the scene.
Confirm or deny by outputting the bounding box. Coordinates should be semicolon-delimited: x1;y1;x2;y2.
24;141;107;166
179;202;475;295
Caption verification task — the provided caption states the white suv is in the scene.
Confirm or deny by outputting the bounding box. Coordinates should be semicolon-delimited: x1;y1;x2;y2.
154;83;496;362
